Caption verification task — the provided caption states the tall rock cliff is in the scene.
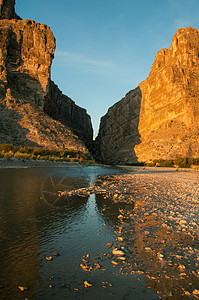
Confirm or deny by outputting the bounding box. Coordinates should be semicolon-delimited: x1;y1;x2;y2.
0;1;93;151
136;27;199;162
96;27;199;164
95;87;142;164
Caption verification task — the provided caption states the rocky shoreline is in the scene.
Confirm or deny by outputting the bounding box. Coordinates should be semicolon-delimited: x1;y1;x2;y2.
1;158;199;172
57;168;199;299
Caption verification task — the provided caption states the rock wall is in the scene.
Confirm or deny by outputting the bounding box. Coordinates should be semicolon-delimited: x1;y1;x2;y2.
44;80;93;149
0;0;20;20
96;27;199;164
0;1;93;151
95;87;142;164
136;27;199;162
0;19;55;105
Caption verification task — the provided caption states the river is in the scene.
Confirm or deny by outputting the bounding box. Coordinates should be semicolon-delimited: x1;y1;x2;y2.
0;166;159;300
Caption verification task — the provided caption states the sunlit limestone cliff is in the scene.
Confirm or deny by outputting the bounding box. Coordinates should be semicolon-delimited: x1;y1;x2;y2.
0;0;93;151
95;27;199;164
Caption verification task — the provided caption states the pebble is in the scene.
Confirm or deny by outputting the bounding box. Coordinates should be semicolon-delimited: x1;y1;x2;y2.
84;281;92;287
193;289;199;296
112;249;125;256
111;261;118;265
18;286;28;292
46;256;53;261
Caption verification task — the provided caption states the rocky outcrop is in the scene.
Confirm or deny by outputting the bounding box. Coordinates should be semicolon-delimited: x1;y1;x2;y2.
0;2;93;151
96;27;199;163
0;19;55;104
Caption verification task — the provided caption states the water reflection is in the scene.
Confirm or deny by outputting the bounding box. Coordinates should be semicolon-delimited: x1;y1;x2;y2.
0;166;129;299
96;194;135;226
0;168;45;299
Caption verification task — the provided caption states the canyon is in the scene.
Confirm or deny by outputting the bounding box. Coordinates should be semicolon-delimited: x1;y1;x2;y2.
0;1;199;164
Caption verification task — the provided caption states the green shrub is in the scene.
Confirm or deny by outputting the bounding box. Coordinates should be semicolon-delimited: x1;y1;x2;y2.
0;144;14;152
14;153;31;160
174;157;191;168
33;148;51;156
31;155;37;160
18;146;33;154
63;158;70;162
0;144;94;163
153;159;173;167
192;158;199;166
4;152;13;160
146;162;156;167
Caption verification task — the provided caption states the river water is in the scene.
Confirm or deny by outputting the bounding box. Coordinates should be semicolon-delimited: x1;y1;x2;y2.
0;166;159;300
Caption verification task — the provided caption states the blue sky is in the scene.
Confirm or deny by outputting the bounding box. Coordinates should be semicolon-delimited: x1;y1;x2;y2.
16;0;199;137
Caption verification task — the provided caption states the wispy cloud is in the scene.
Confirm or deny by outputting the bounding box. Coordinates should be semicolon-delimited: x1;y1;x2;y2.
55;50;113;69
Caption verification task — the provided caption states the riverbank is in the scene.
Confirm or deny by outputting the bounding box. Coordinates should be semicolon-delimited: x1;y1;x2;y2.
1;157;199;173
92;170;199;299
0;158;84;168
118;165;199;173
58;169;199;299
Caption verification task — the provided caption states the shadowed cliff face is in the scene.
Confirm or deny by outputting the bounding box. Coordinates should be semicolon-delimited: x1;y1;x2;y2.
94;87;142;164
0;0;20;20
0;3;93;151
96;27;199;164
44;81;93;149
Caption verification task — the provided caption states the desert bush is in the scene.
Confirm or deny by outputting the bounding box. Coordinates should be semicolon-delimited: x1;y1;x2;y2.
174;157;191;168
155;159;174;167
85;153;93;160
0;144;14;153
83;159;95;165
18;146;33;154
0;144;94;163
146;162;156;167
4;152;13;160
192;158;199;165
69;158;78;162
62;158;70;162
31;155;37;160
14;152;31;160
33;148;51;157
39;156;49;161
